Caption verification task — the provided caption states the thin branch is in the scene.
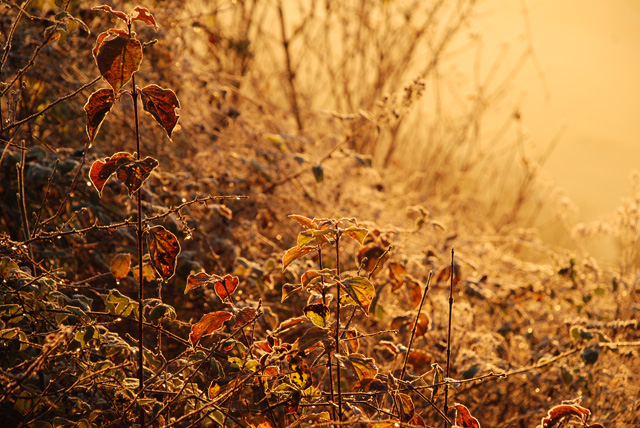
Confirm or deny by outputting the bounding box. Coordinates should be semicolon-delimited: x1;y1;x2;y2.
400;271;432;380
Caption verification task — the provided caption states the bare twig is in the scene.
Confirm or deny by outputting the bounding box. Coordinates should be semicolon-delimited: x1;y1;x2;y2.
443;248;454;426
400;271;432;380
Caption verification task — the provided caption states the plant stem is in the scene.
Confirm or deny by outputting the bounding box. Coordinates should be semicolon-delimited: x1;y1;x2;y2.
334;231;343;422
443;248;455;427
318;248;337;422
400;271;432;380
131;65;145;428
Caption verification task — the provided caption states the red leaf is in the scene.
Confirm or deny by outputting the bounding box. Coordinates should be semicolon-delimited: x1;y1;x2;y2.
454;403;481;428
89;152;157;196
131;7;158;31
140;84;180;138
89;152;135;195
115;156;159;196
185;271;222;294
94;31;142;93
84;88;115;142
92;5;129;23
147;226;181;281
214;274;239;300
190;311;232;345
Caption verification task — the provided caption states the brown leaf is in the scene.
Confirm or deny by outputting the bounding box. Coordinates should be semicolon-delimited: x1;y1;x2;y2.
454;403;481;428
140;84;180;138
147;226;181;281
110;253;131;280
94;31;142;93
115;156;159;196
131;6;158;30
190;311;232;345
89;152;135;195
405;275;423;309
84;88;115;142
357;245;388;276
235;307;257;328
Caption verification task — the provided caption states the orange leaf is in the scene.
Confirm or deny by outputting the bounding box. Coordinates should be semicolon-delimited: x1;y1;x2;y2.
147;226;181;281
339;276;375;315
288;214;316;229
282;245;314;271
110;253;131;280
140;84;180;139
131;6;158;31
213;274;239;300
84;88;115;142
190;311;232;345
454;403;481;428
336;353;378;381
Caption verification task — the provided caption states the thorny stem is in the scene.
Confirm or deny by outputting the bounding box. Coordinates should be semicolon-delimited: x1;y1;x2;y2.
334;231;343;422
444;248;455;427
400;271;432;380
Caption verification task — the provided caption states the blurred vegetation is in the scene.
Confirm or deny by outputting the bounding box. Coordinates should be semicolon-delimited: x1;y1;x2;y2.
0;1;638;427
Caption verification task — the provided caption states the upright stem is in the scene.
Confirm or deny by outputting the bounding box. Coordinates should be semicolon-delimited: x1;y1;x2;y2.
318;248;336;422
131;66;145;428
276;0;303;131
334;232;343;422
443;248;455;427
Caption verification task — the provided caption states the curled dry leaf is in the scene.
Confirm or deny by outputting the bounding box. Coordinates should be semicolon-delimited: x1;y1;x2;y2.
190;311;233;345
94;31;142;93
92;5;129;23
140;84;180;138
540;404;590;428
131;6;158;30
110;253;131;280
147;225;181;281
84;88;115;142
454;403;481;428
